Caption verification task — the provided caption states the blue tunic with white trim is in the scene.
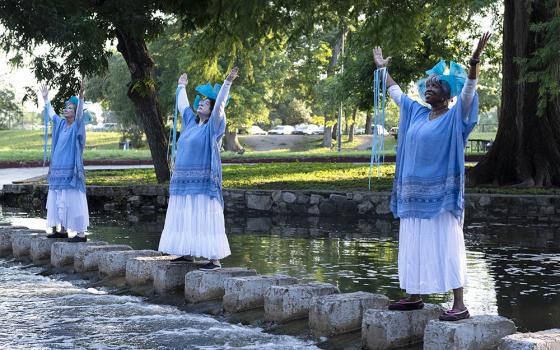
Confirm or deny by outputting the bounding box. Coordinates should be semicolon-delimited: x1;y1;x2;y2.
390;93;479;219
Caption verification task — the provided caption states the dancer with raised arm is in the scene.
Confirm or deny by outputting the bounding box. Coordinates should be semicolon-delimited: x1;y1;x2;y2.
373;33;491;321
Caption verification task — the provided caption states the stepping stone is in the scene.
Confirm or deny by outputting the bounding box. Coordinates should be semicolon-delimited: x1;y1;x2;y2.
12;232;42;258
499;328;560;350
361;304;445;349
98;250;162;277
50;241;108;267
264;282;339;323
310;291;389;337
424;315;517;350
185;267;257;303
74;245;133;272
0;230;18;255
30;236;67;263
125;255;179;286
153;261;208;295
223;275;298;313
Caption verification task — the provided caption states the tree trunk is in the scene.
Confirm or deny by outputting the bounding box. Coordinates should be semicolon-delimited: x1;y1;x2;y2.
332;121;338;141
224;129;243;152
323;119;333;147
469;0;560;187
348;107;357;142
365;110;373;134
115;27;169;183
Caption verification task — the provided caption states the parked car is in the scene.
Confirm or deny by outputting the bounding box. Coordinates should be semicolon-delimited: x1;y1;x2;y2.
389;127;398;140
373;125;390;136
292;124;320;135
268;125;295;135
314;125;325;135
355;127;366;135
240;125;268;135
92;123;119;132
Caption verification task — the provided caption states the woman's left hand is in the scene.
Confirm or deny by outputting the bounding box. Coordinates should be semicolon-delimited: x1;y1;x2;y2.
472;32;491;59
226;67;239;82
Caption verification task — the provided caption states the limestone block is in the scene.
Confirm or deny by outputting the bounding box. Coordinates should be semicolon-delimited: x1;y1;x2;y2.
264;283;339;323
153;261;207;294
185;268;257;303
12;232;42;258
309;291;389;337
223;275;298;312
499;329;560;350
51;241;107;267
74;245;133;272
30;236;66;263
361;304;445;349
98;250;162;277
125;255;179;286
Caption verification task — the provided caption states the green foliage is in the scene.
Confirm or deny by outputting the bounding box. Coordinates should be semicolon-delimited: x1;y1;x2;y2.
0;83;22;129
273;98;312;125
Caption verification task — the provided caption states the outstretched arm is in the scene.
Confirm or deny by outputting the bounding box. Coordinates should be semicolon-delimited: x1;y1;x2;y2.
76;79;84;121
212;66;238;130
177;73;190;113
461;32;491;115
373;47;402;106
39;84;56;120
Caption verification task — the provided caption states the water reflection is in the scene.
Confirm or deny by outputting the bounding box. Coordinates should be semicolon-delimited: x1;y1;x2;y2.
1;205;559;332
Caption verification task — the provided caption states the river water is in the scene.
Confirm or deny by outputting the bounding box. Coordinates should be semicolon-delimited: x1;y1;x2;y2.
1;205;559;349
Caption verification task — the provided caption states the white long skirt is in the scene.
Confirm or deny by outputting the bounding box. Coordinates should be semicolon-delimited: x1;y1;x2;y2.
158;194;231;260
46;189;89;233
398;211;467;294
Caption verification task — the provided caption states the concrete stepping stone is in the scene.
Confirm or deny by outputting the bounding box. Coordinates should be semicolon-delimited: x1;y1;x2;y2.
12;232;43;258
499;328;560;349
125;255;179;286
185;267;257;303
30;236;67;263
310;291;389;337
361;304;445;349
264;282;339;323
223;275;298;313
98;250;162;277
51;241;108;267
0;230;12;255
424;315;517;350
153;261;208;295
74;245;133;272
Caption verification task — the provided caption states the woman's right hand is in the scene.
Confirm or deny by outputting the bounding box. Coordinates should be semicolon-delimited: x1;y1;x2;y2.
178;73;188;86
39;84;49;101
373;46;391;68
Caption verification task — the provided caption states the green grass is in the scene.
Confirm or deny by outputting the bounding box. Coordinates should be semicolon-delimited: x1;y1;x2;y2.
0;129;493;162
82;164;560;195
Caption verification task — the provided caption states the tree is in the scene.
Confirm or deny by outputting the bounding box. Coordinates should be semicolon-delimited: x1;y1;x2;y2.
0;0;317;182
469;0;560;187
0;84;22;129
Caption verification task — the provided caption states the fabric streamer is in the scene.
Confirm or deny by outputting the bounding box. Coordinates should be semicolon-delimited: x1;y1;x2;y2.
368;67;388;189
167;86;181;176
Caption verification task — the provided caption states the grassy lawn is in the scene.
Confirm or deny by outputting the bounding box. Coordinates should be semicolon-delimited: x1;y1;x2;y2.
83;164;560;195
0;130;496;162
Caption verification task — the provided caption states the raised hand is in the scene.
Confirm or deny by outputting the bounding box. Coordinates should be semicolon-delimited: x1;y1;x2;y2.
472;32;492;59
178;73;188;86
78;79;85;99
226;66;239;82
373;46;391;68
39;84;49;101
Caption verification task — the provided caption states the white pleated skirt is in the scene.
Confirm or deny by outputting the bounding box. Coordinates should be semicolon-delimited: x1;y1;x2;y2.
398;211;467;294
158;194;231;260
46;189;89;233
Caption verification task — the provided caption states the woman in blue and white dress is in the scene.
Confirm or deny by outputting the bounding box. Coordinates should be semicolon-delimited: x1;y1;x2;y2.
158;67;238;270
373;33;491;321
40;81;89;242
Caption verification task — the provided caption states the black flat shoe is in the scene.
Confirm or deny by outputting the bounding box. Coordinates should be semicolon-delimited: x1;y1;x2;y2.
199;262;221;271
46;231;69;239
171;255;194;263
67;235;87;243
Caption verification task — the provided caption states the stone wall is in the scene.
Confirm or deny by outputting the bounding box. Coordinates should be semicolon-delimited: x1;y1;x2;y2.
1;183;559;224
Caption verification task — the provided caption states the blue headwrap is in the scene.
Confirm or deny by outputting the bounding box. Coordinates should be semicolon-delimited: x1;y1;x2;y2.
416;60;467;101
193;83;231;110
65;95;79;109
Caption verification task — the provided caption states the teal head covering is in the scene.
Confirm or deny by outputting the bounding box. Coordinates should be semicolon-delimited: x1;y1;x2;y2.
193;83;231;110
416;60;466;101
64;95;92;124
65;95;79;109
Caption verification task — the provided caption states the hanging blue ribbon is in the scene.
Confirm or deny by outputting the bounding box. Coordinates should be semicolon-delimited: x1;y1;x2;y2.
43;105;49;167
368;67;388;190
167;86;181;177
